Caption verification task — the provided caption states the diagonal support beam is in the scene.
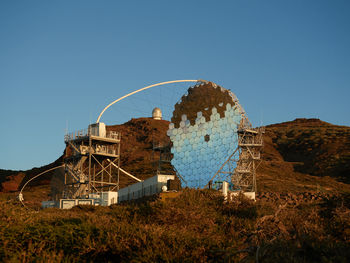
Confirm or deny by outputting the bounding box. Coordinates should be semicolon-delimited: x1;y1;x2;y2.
107;159;143;182
204;147;239;189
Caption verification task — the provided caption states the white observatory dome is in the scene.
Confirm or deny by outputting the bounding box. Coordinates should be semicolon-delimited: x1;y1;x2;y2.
152;107;162;120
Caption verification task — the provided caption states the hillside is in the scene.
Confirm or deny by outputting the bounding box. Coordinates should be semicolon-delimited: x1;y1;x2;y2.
258;118;350;193
0;118;349;198
107;118;172;188
0;156;63;193
267;118;349;182
0;117;349;262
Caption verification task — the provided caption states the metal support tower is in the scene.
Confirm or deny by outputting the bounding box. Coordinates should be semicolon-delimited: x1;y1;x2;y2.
209;126;264;192
232;127;264;192
152;135;186;186
152;136;175;176
63;125;121;199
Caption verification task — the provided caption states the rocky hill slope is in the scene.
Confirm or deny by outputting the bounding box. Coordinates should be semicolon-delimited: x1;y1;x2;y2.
1;118;349;195
1;118;349;262
258;118;350;193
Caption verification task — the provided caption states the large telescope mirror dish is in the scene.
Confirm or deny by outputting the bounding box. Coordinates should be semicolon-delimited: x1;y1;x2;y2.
168;81;250;188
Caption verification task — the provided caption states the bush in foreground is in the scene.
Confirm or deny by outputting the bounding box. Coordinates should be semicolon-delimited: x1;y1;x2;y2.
0;190;349;262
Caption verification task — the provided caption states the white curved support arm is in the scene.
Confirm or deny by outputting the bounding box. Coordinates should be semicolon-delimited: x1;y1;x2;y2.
96;79;199;123
19;165;64;206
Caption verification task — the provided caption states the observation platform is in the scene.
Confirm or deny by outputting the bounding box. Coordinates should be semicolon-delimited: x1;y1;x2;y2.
64;129;120;143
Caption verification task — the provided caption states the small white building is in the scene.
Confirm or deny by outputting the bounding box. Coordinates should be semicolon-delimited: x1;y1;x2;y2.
42;175;174;209
89;122;106;137
118;174;174;202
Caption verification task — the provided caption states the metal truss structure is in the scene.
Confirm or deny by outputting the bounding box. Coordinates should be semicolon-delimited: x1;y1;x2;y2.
152;140;174;175
152;135;188;187
210;126;264;192
63;126;121;199
233;127;264;192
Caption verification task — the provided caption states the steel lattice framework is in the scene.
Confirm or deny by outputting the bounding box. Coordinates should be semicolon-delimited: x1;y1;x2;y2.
62;127;121;199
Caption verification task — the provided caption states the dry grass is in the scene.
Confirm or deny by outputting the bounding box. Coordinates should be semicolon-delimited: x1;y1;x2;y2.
1;118;349;261
0;189;349;262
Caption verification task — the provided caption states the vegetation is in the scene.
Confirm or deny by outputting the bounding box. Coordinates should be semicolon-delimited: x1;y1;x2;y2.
266;118;350;184
1;118;349;261
0;189;349;262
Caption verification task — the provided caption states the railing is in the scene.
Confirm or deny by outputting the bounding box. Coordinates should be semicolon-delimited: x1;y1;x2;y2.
64;129;120;142
94;145;118;156
106;131;120;140
238;127;264;146
64;128;89;142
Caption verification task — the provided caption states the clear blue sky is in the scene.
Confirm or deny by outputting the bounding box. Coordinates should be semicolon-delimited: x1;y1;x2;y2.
1;0;349;170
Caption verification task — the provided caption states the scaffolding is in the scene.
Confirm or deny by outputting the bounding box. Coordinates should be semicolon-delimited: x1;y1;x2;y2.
152;135;185;189
152;140;174;176
209;126;264;192
62;124;121;199
232;127;264;192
